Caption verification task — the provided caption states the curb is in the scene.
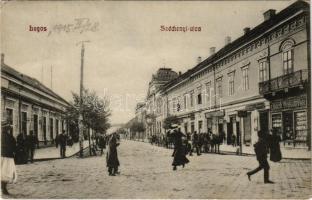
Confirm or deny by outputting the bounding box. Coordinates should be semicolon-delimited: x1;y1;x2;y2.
33;145;90;162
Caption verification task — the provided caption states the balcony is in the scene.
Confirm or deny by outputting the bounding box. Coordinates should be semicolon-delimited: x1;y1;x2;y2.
259;69;308;95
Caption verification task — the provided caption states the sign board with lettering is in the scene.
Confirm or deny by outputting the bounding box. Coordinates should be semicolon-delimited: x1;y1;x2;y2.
271;94;307;111
205;110;225;118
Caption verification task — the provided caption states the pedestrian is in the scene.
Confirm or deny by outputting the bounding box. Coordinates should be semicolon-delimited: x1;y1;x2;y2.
98;134;106;155
269;129;282;162
59;130;67;158
55;133;59;148
186;132;193;156
192;131;201;156
246;131;274;184
1;121;17;195
106;132;120;176
171;126;189;171
25;131;38;163
15;132;27;164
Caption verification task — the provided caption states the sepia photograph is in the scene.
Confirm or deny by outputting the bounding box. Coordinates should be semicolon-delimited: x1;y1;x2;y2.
0;0;311;199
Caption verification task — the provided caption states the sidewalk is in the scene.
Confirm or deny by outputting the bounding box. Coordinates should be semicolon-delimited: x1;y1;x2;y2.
219;144;311;159
34;140;90;161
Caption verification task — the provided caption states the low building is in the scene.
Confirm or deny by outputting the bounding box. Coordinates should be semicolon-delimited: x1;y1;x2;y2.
1;54;70;146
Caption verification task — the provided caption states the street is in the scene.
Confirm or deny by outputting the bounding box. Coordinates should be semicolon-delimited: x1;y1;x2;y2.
4;140;311;199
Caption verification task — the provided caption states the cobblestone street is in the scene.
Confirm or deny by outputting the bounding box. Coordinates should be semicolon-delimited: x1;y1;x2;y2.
4;140;311;199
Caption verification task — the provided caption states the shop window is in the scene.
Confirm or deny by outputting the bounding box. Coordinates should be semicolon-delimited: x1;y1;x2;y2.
294;111;307;143
272;114;282;137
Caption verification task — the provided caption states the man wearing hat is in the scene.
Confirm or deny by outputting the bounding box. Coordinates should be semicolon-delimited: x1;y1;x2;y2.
246;130;274;184
1;121;17;195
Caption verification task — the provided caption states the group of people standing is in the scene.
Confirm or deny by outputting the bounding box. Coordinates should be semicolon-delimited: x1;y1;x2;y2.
15;131;38;164
150;129;225;156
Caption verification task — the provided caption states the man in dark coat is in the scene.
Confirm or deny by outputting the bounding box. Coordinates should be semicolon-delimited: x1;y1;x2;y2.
59;131;67;158
171;128;189;171
16;132;27;164
25;131;38;163
247;131;274;184
106;133;120;176
192;131;201;156
98;135;106;155
1;122;17;195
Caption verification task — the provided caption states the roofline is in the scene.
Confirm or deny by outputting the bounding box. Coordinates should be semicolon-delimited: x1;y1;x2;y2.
162;0;309;93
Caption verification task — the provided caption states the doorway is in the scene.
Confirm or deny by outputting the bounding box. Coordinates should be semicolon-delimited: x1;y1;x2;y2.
259;111;269;134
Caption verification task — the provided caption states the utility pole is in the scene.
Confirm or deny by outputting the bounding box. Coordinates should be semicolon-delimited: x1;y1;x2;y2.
77;40;90;157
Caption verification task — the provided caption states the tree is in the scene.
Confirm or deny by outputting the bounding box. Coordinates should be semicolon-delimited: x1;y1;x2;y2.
130;121;145;133
163;115;180;130
65;88;111;141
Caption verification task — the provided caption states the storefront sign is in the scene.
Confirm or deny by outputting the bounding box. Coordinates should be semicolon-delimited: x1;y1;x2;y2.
205;110;225;118
245;102;265;111
238;110;247;117
271;95;307;111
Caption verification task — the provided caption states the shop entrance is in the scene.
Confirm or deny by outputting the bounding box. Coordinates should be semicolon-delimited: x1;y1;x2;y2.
283;111;294;141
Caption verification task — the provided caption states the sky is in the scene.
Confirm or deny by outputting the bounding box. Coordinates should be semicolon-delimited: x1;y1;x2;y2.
1;0;295;124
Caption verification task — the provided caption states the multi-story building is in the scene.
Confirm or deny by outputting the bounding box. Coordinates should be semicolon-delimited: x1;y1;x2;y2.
1;54;70;146
139;0;310;149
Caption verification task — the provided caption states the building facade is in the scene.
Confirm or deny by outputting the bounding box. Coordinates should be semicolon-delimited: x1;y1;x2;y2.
1;54;70;145
137;0;310;149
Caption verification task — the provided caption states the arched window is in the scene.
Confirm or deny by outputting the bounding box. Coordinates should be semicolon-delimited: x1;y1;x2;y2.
280;39;295;75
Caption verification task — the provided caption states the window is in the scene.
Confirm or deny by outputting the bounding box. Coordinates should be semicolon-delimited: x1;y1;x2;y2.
172;98;176;113
216;78;222;98
283;49;293;74
5;108;13;125
228;72;235;96
21;112;27;135
198;121;203;133
281;40;294;75
183;94;187;109
259;61;268;82
190;91;194;107
177;97;181;112
206;82;211;104
242;67;249;90
197;93;202;104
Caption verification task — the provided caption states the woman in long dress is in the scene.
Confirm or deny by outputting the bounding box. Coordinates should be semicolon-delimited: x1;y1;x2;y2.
171;129;189;171
1;122;17;195
106;133;120;176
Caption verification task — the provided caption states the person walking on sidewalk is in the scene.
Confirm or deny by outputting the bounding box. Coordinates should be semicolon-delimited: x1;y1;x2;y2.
1;121;17;195
59;131;67;158
246;131;274;184
106;132;120;176
25;131;38;163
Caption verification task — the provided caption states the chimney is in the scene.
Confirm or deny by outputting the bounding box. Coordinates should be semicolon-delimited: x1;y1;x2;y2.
1;53;4;65
179;71;182;76
263;9;276;21
225;36;231;45
243;27;251;35
197;56;202;64
210;47;216;55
